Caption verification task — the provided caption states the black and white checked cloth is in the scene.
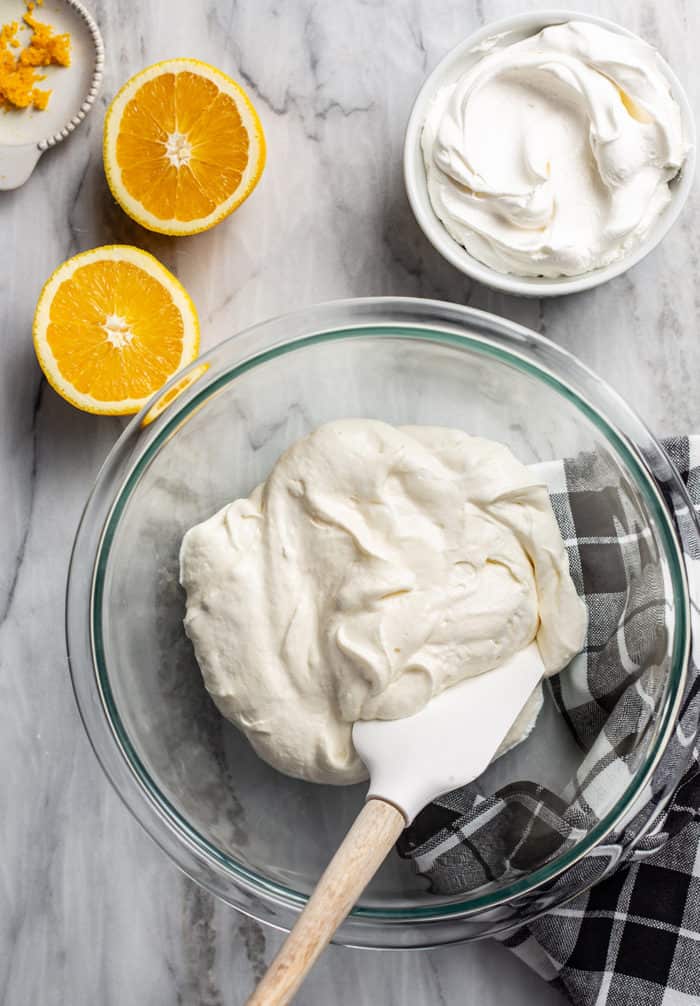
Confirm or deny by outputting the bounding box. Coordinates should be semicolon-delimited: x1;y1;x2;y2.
398;437;700;1005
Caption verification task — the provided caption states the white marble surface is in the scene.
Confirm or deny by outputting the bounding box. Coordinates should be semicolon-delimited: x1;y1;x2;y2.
1;0;698;1003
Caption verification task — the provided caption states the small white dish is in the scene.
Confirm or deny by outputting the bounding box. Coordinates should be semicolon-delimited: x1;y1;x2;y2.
403;9;697;298
0;0;103;190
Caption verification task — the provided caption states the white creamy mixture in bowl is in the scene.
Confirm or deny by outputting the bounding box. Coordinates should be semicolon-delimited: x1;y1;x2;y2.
404;11;695;295
180;420;587;785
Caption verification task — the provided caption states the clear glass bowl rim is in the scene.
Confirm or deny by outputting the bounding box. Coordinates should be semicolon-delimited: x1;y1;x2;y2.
67;297;691;945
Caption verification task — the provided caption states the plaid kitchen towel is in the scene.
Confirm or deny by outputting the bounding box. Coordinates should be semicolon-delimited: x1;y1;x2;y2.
398;437;700;1006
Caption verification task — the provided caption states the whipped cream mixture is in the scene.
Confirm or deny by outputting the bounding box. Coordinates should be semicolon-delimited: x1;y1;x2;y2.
180;421;587;784
422;20;688;278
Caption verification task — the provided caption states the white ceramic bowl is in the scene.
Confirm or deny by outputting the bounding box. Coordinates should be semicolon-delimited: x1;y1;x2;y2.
0;0;103;191
403;9;696;298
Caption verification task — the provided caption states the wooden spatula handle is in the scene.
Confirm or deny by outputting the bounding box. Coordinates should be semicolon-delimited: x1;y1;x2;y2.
246;798;406;1006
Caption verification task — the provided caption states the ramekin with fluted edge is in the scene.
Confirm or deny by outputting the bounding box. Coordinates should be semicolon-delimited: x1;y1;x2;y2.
0;0;104;191
403;10;696;298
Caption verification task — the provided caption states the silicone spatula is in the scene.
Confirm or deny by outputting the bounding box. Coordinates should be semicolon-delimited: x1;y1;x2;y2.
246;642;545;1006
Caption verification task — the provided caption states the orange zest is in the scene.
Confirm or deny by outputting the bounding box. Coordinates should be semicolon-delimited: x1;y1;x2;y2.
0;1;70;111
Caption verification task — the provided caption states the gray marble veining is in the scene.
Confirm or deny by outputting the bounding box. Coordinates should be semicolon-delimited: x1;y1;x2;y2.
1;1;698;1003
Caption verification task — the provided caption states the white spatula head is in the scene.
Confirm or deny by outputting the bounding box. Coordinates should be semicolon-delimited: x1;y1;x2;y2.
352;643;545;824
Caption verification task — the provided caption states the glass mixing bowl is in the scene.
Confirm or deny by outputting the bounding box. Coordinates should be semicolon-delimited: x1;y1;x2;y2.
67;298;691;947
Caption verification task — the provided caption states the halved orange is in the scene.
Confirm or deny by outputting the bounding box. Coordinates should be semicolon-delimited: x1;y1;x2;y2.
33;246;200;415
103;59;266;236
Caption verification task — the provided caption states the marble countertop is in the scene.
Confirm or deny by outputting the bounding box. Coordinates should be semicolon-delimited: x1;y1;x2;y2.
1;0;698;1003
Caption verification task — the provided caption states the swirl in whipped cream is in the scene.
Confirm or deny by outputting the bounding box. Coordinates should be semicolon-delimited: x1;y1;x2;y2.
422;21;689;278
180;420;587;785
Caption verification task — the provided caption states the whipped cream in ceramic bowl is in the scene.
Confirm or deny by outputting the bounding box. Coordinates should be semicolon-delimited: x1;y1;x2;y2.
404;12;695;295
